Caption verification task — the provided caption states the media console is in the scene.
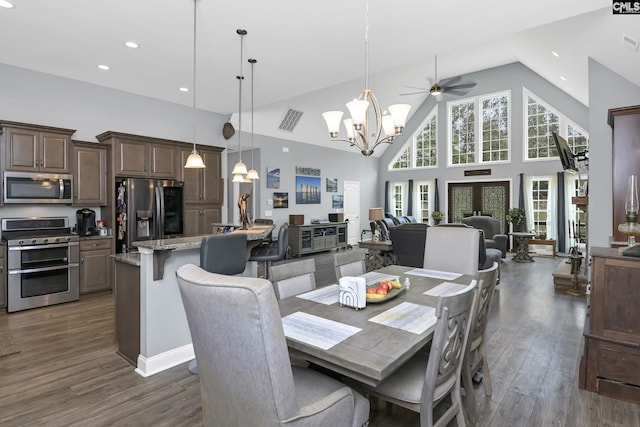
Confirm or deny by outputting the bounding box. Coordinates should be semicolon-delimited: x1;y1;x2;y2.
288;222;348;257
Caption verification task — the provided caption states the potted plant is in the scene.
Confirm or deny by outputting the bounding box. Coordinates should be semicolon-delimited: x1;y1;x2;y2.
506;208;526;231
432;211;444;224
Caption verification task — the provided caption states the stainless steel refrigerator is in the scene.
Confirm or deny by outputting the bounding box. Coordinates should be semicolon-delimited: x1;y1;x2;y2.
115;178;185;253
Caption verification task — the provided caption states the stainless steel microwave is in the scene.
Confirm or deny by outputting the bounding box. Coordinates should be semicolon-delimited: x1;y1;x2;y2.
3;171;73;204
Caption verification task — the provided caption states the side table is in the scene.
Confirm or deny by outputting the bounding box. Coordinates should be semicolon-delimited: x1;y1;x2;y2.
358;240;394;271
510;232;537;262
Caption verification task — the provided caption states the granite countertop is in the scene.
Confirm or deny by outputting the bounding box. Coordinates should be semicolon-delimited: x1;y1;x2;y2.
133;225;275;252
112;252;140;266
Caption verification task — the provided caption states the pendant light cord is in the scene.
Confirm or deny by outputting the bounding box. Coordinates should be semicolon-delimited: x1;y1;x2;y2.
236;30;246;163
192;0;197;153
364;0;369;91
250;58;256;169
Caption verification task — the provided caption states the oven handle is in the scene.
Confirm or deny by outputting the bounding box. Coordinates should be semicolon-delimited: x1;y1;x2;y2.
8;263;79;275
8;242;79;251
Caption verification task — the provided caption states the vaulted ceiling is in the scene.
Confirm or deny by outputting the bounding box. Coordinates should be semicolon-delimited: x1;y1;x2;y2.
1;1;639;155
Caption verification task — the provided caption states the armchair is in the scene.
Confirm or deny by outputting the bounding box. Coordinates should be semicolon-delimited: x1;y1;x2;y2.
461;215;508;257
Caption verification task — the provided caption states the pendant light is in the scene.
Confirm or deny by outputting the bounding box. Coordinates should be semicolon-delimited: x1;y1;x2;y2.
184;0;206;169
245;57;260;180
232;29;248;181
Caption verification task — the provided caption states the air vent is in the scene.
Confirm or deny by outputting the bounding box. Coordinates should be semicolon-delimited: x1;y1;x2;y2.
622;33;639;51
278;109;303;132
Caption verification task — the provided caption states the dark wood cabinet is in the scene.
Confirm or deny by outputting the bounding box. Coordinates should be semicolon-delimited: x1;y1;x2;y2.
608;105;640;243
79;238;113;294
114;259;140;366
73;141;107;206
580;247;640;404
114;138;177;178
0;245;6;310
1;121;74;173
180;146;224;236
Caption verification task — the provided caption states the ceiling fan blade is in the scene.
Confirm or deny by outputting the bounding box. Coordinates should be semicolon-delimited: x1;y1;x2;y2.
438;75;462;87
403;85;430;91
447;82;477;90
445;89;469;96
400;90;430;96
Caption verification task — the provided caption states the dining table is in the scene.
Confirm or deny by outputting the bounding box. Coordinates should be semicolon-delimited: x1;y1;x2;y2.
277;265;475;387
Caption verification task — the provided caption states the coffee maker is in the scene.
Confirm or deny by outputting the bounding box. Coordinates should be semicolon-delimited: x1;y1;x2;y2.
76;208;96;235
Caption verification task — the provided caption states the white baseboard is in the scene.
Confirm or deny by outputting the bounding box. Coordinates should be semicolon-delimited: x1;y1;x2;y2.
134;344;195;377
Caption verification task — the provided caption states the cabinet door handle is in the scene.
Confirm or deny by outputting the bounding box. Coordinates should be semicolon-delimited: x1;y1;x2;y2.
81;257;84;264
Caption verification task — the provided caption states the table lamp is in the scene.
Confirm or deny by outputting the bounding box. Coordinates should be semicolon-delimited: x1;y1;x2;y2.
618;174;640;251
369;208;385;241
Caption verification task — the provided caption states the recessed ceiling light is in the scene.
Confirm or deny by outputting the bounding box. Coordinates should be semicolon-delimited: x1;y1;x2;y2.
97;64;110;70
179;87;189;92
0;1;15;9
552;51;559;58
560;76;566;81
124;41;139;49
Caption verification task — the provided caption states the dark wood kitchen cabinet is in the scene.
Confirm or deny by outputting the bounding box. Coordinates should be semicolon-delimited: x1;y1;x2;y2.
79;238;113;294
97;131;178;179
180;146;224;235
1;121;75;173
0;245;6;309
73;141;107;206
116;139;177;178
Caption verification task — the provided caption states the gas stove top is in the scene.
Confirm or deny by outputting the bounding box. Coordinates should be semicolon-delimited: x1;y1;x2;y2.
1;217;78;246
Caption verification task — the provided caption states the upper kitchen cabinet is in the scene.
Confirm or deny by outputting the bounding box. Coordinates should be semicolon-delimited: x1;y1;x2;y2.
96;131;178;179
73;141;107;206
179;146;224;205
1;120;75;173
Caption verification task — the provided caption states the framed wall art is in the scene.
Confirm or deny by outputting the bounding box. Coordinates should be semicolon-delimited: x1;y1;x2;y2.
296;175;321;204
273;192;289;208
266;167;280;189
326;178;338;192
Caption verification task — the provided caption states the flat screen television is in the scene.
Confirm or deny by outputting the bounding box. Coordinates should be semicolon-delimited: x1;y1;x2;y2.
552;132;578;173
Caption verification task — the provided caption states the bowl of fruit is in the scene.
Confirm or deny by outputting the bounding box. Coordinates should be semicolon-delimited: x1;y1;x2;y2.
365;279;405;303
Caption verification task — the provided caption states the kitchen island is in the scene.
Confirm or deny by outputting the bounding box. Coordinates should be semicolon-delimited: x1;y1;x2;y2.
112;224;274;377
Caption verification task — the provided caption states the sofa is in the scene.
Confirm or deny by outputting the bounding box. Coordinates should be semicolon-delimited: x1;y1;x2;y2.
461;216;508;258
389;222;430;268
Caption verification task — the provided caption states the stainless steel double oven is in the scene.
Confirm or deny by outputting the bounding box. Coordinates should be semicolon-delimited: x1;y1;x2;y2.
2;217;79;312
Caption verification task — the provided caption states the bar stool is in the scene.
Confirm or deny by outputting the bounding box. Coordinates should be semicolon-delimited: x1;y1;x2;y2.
248;223;289;279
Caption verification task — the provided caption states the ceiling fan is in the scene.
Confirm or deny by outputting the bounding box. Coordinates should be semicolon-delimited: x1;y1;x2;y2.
401;55;477;99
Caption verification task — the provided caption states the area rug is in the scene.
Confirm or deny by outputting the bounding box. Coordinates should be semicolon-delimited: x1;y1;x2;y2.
0;331;21;357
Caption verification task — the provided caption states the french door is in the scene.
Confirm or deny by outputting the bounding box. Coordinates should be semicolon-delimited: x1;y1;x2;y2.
447;181;510;233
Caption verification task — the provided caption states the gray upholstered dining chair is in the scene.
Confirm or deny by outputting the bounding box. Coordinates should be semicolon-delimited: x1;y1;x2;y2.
462;262;500;422
269;258;316;300
176;264;370;427
358;280;477;427
423;226;480;276
189;233;248;374
333;250;366;280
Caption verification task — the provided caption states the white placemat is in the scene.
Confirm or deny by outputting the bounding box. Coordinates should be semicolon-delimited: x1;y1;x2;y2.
424;281;474;297
405;268;462;280
368;302;436;335
282;311;361;350
296;284;340;305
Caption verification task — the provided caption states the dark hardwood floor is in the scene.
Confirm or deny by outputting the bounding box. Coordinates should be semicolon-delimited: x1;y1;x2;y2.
1;249;639;426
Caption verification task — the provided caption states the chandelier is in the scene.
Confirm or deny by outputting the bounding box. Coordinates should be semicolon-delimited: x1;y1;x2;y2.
322;0;410;157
